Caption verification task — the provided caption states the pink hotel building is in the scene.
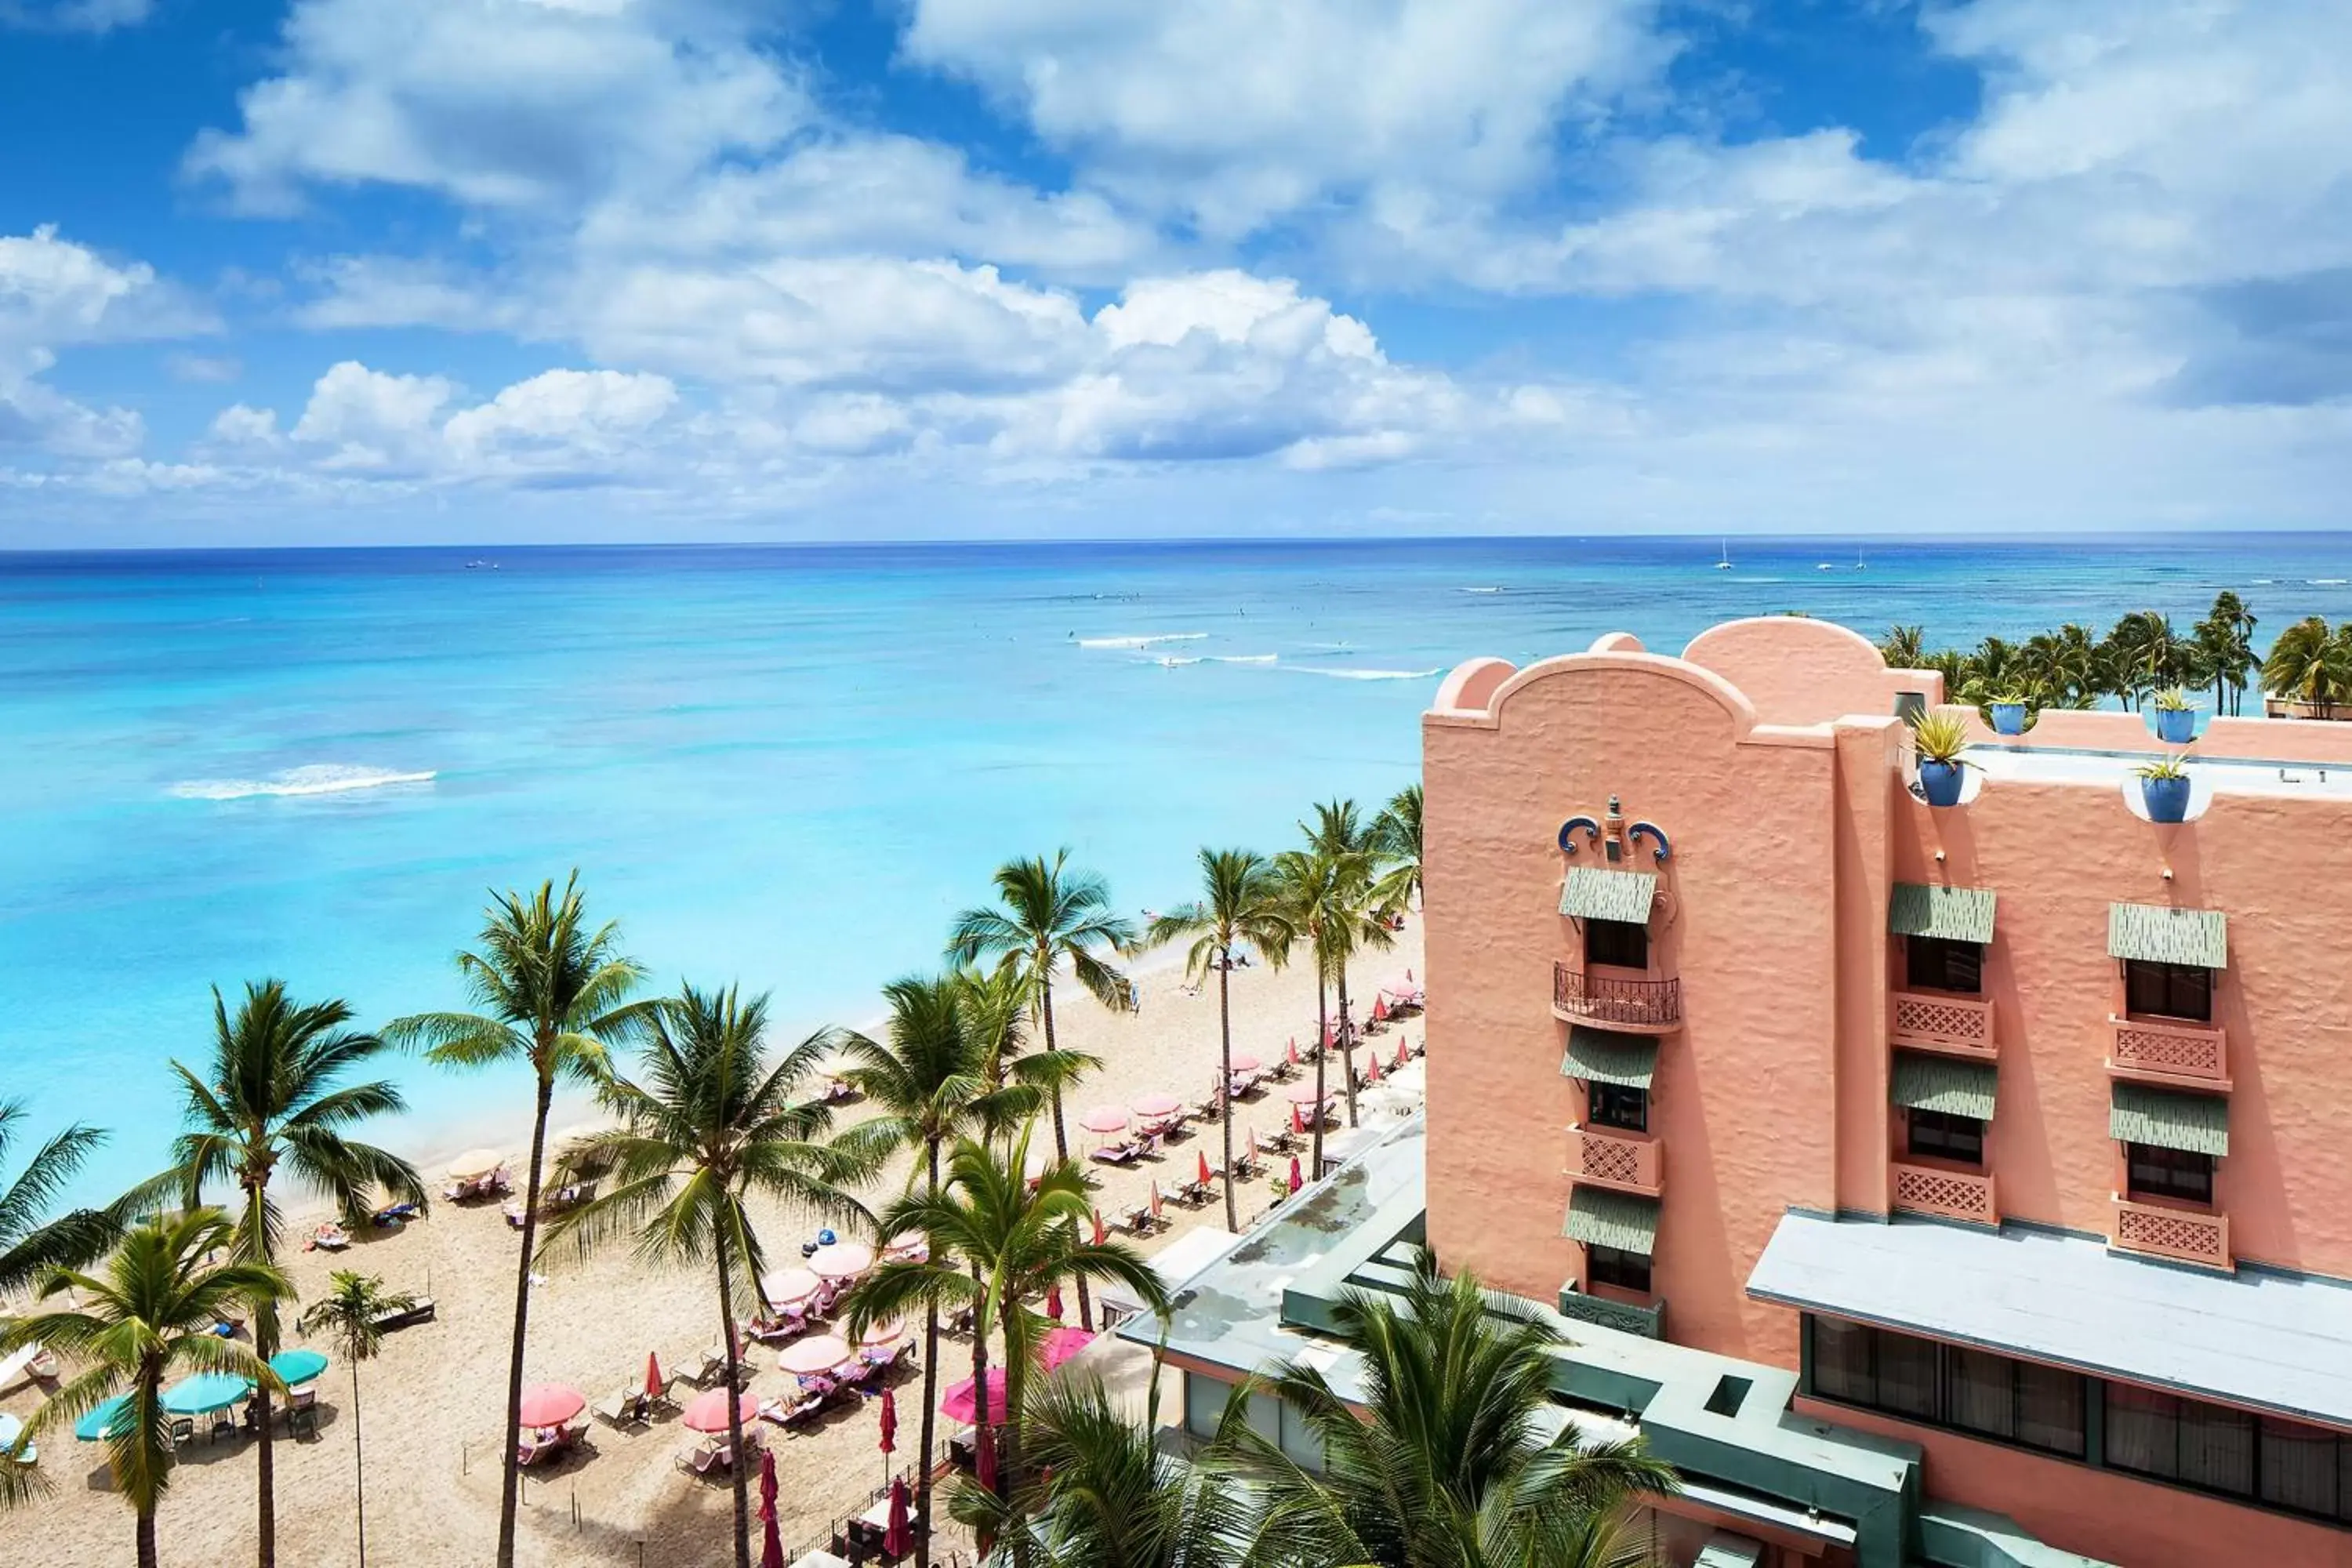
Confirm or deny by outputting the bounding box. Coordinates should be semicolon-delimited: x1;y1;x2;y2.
1423;615;2352;1566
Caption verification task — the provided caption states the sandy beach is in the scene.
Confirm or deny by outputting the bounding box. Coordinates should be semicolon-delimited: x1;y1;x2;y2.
0;918;1422;1568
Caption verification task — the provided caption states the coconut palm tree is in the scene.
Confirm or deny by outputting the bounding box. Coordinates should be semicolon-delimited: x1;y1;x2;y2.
1877;624;1927;667
848;1127;1169;1557
0;1100;119;1298
2263;615;2352;716
833;975;1044;1568
1370;784;1424;914
1300;802;1396;1132
157;980;425;1568
1210;1252;1677;1568
1272;847;1347;1175
2197;591;2260;716
6;1209;287;1568
949;851;1136;1329
383;873;649;1568
1144;850;1294;1232
299;1271;419;1568
969;1369;1240;1568
539;983;868;1568
2105;611;2198;709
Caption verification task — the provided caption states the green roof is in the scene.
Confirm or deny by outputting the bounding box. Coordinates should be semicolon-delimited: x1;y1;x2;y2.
1560;1027;1658;1088
1558;867;1657;924
1694;1535;1766;1568
2111;1083;2229;1156
2107;904;2227;968
1889;883;1996;943
1563;1186;1659;1254
1889;1051;1998;1120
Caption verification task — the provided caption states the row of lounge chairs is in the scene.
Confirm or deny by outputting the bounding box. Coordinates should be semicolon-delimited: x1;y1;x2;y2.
518;1420;587;1468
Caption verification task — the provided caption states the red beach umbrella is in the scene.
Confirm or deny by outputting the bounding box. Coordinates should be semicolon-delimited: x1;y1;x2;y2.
1290;1103;1307;1137
1196;1151;1214;1189
516;1384;586;1428
884;1476;913;1558
1044;1283;1063;1320
977;1424;998;1492
1370;994;1390;1024
1289;1156;1304;1192
1287;1037;1301;1067
644;1352;665;1401
760;1509;784;1568
1396;1037;1410;1069
879;1385;898;1454
757;1447;779;1523
1366;1048;1383;1083
1091;1208;1107;1246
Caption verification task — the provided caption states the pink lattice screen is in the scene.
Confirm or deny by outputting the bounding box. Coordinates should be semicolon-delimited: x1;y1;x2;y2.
2110;1018;2227;1083
2112;1197;2230;1269
1889;990;1995;1057
1890;1161;1996;1225
1570;1127;1662;1195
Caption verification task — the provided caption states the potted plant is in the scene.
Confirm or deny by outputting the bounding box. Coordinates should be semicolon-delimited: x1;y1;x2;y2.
2152;688;2198;743
1908;709;1975;808
1987;689;2031;735
2137;752;2192;822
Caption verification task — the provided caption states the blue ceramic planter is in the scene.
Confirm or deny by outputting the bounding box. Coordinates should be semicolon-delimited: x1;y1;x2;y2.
2154;707;2195;743
1989;702;2027;735
2142;774;2190;822
1918;759;1965;808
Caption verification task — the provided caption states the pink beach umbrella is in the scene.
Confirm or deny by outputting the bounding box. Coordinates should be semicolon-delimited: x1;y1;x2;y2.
760;1268;821;1310
1131;1093;1182;1120
808;1240;876;1280
941;1369;1010;1425
681;1387;761;1433
1149;1181;1165;1223
777;1334;857;1377
1365;1048;1383;1083
1196;1151;1214;1189
758;1446;779;1521
884;1477;913;1559
515;1384;586;1428
1091;1209;1107;1246
1040;1327;1096;1371
1287;1037;1301;1067
1285;1081;1327;1105
1396;1037;1411;1069
1228;1054;1261;1074
1289;1156;1304;1192
1290;1103;1308;1137
1078;1105;1131;1136
644;1352;666;1401
1370;994;1390;1024
858;1319;905;1350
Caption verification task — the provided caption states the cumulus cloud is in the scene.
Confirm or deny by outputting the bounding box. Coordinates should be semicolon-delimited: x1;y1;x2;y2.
0;227;209;463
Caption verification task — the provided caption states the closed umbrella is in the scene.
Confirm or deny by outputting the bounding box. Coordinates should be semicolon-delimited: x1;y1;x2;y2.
1396;1037;1411;1069
644;1352;666;1401
778;1334;856;1377
760;1508;784;1568
1287;1038;1301;1068
681;1388;760;1433
758;1446;779;1521
1370;994;1390;1024
1044;1283;1062;1320
74;1395;133;1442
1290;1103;1308;1137
269;1348;328;1387
516;1384;586;1428
1077;1105;1129;1135
1366;1047;1383;1083
808;1240;875;1281
1091;1209;1107;1246
884;1476;913;1558
879;1386;898;1456
162;1372;250;1416
445;1149;503;1181
1289;1156;1304;1192
976;1424;998;1492
1196;1151;1214;1189
939;1369;1008;1425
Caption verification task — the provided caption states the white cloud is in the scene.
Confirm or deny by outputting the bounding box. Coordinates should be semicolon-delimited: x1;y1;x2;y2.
0;227;209;463
441;368;676;461
900;0;1668;237
289;361;457;472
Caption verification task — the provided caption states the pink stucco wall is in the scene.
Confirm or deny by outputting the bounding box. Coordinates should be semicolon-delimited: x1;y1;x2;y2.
1424;615;2352;1563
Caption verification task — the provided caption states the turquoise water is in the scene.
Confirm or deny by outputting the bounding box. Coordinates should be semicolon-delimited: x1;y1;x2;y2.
8;535;2352;1198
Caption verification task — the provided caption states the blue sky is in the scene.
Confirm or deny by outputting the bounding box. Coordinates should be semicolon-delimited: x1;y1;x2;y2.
4;0;2350;545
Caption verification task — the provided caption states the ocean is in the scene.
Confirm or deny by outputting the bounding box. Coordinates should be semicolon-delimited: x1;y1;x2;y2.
9;534;2352;1200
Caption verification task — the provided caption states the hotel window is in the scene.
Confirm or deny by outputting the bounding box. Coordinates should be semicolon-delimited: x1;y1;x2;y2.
2124;959;2212;1022
2127;1142;2215;1205
1806;1317;2086;1458
1584;917;1648;971
1589;1082;1648;1134
1585;1244;1651;1295
1907;1108;1985;1167
1906;935;1984;994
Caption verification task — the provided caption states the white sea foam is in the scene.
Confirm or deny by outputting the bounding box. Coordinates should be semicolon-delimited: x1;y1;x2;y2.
2310;579;2348;586
1149;655;1204;667
171;764;438;801
1208;654;1278;664
1290;666;1441;681
1076;633;1208;649
1459;586;1504;594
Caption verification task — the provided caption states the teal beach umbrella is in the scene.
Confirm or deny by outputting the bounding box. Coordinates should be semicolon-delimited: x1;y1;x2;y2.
269;1348;328;1386
74;1395;135;1441
161;1372;251;1416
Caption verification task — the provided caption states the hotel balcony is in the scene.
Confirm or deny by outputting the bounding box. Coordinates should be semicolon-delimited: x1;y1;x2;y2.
2111;1195;2232;1272
1889;989;1996;1060
1552;962;1681;1032
1555;1283;1667;1340
2107;1015;2230;1090
1889;1160;1997;1227
1566;1123;1664;1197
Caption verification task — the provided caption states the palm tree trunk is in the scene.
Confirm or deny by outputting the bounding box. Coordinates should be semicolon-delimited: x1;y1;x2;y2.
242;1167;278;1568
1002;1325;1032;1568
717;1230;752;1568
970;1278;991;1517
1038;975;1094;1333
1311;980;1329;1175
495;1070;556;1568
137;1504;159;1568
351;1361;368;1568
1218;955;1237;1232
1336;971;1359;1129
915;1139;942;1568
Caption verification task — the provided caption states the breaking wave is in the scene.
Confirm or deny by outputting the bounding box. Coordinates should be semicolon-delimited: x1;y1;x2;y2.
1076;633;1208;649
1289;666;1441;681
171;764;438;801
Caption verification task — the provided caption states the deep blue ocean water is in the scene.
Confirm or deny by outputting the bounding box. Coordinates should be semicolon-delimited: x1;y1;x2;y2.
9;534;2352;1199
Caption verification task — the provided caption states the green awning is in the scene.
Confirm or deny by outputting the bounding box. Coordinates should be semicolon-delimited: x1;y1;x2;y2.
2108;904;2227;968
1560;1027;1658;1088
1889;1051;1998;1120
2111;1083;2229;1156
1558;867;1657;924
1563;1187;1659;1254
1889;883;1996;944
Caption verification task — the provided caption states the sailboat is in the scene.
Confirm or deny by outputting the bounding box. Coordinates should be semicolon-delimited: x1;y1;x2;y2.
1855;545;1866;572
1715;539;1732;570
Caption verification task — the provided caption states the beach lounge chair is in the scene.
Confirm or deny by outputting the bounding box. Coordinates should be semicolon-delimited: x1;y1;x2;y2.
1087;1142;1138;1167
286;1385;320;1438
592;1391;638;1428
168;1417;194;1448
309;1222;350;1252
370;1296;435;1333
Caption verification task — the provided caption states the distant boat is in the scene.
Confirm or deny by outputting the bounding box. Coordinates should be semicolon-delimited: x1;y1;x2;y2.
1715;539;1732;570
1855;546;1866;572
1817;560;1836;571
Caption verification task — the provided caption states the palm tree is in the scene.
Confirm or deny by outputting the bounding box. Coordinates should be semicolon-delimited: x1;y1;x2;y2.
7;1210;287;1568
848;1127;1169;1554
1210;1252;1676;1568
1370;784;1424;914
975;1369;1239;1568
540;983;867;1568
159;980;425;1568
1877;624;1927;667
949;851;1136;1330
299;1271;419;1568
2197;591;2259;715
1272;848;1345;1175
383;873;649;1568
0;1100;119;1298
1145;850;1294;1232
2263;615;2352;716
2105;611;2195;708
1301;802;1396;1133
833;975;1043;1568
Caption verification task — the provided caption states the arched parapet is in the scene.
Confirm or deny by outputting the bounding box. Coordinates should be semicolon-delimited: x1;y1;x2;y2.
1588;631;1645;655
1682;616;1927;727
1432;656;1518;717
